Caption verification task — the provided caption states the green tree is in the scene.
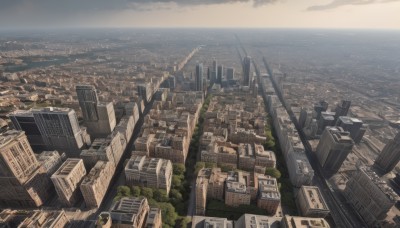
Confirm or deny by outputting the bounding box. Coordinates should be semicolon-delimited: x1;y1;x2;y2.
265;168;281;179
177;216;190;228
141;187;153;199
194;162;205;174
158;202;178;227
153;189;169;202
131;186;141;197
114;185;132;201
170;189;183;202
172;175;182;189
173;163;186;176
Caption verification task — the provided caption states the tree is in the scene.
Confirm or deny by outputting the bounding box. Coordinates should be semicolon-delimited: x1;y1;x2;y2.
158;202;178;227
177;216;190;228
132;186;141;197
117;186;131;196
172;175;182;189
153;189;169;202
114;185;132;202
141;187;153;199
173;163;186;176
265;168;281;179
170;189;183;202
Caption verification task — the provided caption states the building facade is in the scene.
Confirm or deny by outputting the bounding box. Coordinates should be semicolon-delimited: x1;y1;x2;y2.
296;186;330;218
51;158;86;206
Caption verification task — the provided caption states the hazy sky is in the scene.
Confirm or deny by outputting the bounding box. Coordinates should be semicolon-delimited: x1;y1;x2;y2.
0;0;399;29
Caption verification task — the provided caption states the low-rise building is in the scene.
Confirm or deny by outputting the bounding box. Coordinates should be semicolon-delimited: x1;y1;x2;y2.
80;161;115;208
125;155;172;194
51;158;86;206
19;210;69;228
145;208;162;228
296;186;330;218
257;175;281;215
238;143;276;173
108;197;150;228
281;215;330;228
191;216;233;228
36;150;65;176
235;214;281;228
225;171;251;207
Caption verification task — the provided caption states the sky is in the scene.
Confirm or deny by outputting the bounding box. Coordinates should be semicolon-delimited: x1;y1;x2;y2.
0;0;399;29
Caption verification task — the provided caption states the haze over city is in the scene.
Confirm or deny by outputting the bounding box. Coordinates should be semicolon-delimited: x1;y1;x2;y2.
0;0;399;29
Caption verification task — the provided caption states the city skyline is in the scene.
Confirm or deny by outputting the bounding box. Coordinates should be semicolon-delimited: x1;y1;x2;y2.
0;0;399;29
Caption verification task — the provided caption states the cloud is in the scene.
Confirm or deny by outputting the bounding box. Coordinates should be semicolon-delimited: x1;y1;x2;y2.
307;0;399;11
0;0;279;13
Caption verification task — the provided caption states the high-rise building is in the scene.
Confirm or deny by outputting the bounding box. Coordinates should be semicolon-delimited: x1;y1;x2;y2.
76;85;116;138
334;100;351;120
76;85;99;122
226;67;235;80
0;130;51;207
8;110;46;150
9;108;88;157
195;63;203;91
217;65;223;84
212;59;218;83
344;166;398;226
51;158;86;206
316;127;354;176
242;56;252;86
32;107;85;157
125;155;172;194
336;116;366;143
374;132;400;174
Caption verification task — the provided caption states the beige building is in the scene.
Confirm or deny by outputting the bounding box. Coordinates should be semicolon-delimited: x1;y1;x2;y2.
225;171;251;207
18;210;69;228
235;214;281;228
80;132;124;170
238;143;276;173
125;155;172;194
296;186;330;218
257;175;281;215
281;215;330;228
344;166;398;226
51;158;86;206
201;145;238;168
195;168;228;215
0;209;69;227
191;216;233;228
108;197;150;228
0;130;51;207
145;208;162;228
80;161;115;208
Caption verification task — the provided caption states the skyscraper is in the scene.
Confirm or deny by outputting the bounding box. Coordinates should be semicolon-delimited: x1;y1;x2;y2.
8;110;46;150
212;59;218;83
374;132;400;174
76;85;99;122
32;107;85;157
316;127;354;176
226;67;235;80
334;100;351;121
10;107;87;157
243;56;251;86
195;63;203;91
76;85;116;138
0;130;51;207
217;65;223;84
